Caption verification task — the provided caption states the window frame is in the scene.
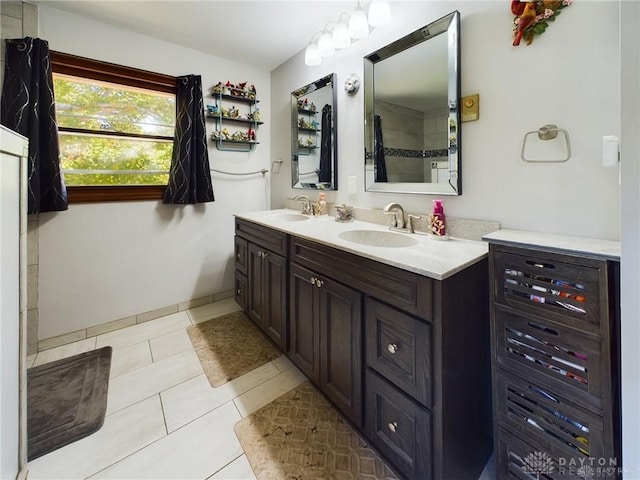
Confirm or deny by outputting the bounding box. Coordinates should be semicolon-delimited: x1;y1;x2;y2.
50;51;177;203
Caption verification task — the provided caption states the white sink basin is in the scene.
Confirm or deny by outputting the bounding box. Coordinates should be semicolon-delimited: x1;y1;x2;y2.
338;229;419;248
267;213;309;222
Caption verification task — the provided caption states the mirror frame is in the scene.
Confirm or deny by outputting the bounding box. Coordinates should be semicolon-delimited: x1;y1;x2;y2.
364;10;461;195
291;73;338;190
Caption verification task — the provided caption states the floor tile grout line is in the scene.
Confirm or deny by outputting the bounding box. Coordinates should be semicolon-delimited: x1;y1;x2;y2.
205;453;248;480
158;393;169;436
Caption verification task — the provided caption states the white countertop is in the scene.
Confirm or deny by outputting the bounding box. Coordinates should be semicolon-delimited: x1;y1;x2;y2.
482;229;621;261
235;209;489;280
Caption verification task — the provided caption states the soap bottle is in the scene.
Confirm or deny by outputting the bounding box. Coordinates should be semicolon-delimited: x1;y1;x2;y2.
317;192;327;215
430;199;446;236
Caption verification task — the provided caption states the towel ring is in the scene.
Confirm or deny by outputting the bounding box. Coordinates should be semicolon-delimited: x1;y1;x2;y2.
521;124;571;163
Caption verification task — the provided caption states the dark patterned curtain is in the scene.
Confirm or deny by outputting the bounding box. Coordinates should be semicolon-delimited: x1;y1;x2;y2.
318;104;332;183
374;114;388;182
163;74;214;204
1;37;68;213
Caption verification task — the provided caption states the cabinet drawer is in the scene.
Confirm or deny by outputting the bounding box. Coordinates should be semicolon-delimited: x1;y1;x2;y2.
235;218;288;257
496;426;619;480
234;236;248;275
494;306;605;411
365;370;432;480
365;298;431;407
235;271;248;311
495;372;612;465
291;236;432;319
492;247;606;335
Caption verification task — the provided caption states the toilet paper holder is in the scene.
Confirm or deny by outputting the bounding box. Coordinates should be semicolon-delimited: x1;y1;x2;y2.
521;124;571;163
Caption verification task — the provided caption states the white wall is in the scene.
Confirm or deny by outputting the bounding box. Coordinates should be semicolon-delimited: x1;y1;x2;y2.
271;1;621;241
37;6;272;339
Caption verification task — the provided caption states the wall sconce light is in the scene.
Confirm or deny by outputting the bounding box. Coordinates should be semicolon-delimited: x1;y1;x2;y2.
317;27;335;57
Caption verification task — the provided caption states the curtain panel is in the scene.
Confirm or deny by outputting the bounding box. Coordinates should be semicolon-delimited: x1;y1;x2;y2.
163;74;214;204
318;104;332;184
1;37;68;213
373;114;388;183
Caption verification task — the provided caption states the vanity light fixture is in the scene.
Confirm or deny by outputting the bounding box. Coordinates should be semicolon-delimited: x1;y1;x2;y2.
303;1;391;67
332;14;351;49
304;32;322;66
317;27;336;57
349;1;370;39
367;0;391;27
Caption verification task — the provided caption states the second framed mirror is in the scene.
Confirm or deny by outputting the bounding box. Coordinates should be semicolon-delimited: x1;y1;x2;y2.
291;73;337;190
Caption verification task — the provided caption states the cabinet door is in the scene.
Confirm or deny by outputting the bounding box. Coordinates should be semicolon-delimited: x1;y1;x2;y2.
262;251;287;349
247;243;264;328
319;275;363;427
289;263;320;383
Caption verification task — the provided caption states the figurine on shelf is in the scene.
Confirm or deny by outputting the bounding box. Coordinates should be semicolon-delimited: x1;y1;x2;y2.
298;117;307;129
211;131;221;140
232;130;244;141
308;102;316;113
221;128;231;139
252;109;261;122
247;127;256;142
237;81;247;95
310;120;319;130
221;106;229;117
211;82;223;95
228;106;239;118
249;84;257;100
298;139;304;147
224;81;234;95
306;138;316;147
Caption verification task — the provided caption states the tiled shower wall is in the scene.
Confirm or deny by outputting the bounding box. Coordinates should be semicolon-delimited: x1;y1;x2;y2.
1;1;40;355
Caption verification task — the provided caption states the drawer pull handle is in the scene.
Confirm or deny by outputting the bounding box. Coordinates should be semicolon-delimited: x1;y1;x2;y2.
525;260;556;270
387;343;399;354
388;421;398;433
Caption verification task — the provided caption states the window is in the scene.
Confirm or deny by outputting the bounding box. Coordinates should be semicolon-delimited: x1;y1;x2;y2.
50;52;177;202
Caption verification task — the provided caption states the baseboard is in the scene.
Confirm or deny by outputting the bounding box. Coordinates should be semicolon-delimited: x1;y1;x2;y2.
37;289;234;352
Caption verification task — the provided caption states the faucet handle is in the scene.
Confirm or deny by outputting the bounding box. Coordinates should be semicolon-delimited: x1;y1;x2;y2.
407;215;421;234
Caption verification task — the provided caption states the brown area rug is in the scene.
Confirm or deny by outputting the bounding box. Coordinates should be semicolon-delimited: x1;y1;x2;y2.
27;346;112;461
234;382;399;480
187;310;281;387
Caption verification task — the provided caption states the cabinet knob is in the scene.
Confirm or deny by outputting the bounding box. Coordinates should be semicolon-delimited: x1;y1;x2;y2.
388;421;398;433
316;279;324;288
387;343;399;354
310;276;317;286
236;288;242;295
236;252;242;260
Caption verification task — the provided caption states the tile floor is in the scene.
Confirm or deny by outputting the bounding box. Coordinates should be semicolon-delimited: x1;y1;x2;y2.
26;298;495;480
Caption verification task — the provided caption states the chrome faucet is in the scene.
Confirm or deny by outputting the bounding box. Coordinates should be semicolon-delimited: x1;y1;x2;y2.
293;195;312;215
383;203;406;229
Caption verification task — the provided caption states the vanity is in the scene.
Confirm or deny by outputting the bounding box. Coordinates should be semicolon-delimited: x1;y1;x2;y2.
234;209;493;479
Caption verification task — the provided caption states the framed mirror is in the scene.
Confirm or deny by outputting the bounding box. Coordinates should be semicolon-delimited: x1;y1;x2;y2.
291;73;337;190
364;11;461;195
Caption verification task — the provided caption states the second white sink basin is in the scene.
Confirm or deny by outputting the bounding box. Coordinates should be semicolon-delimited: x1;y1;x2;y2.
339;229;419;248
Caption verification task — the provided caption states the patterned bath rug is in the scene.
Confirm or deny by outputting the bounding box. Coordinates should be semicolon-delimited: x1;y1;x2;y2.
27;346;112;460
187;310;281;387
234;382;399;480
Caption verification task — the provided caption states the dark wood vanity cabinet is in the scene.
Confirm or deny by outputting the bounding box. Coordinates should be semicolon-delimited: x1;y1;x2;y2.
235;219;288;350
289;262;363;427
235;219;493;480
488;244;621;479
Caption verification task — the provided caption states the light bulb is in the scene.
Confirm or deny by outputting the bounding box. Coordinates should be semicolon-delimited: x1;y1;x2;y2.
368;0;391;27
348;5;369;39
332;20;350;49
304;43;321;66
317;31;335;57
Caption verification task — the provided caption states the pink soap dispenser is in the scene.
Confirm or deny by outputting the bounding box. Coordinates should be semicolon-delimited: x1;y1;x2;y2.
429;199;447;237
